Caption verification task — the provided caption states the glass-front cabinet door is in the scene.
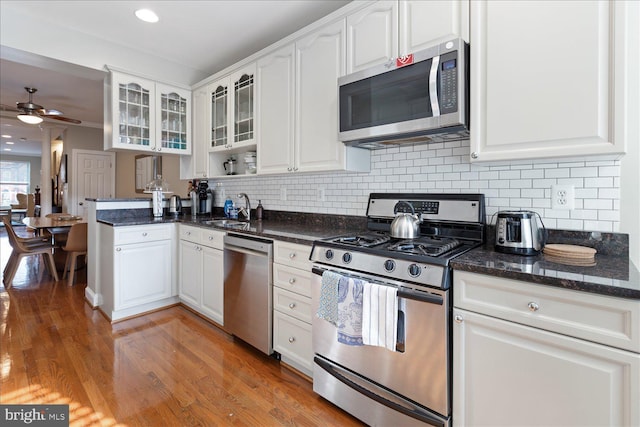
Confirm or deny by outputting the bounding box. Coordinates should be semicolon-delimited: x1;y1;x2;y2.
112;74;155;149
234;72;254;143
157;83;191;153
211;83;229;148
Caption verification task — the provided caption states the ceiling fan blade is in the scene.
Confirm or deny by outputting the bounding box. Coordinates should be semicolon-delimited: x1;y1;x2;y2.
37;108;63;116
43;115;82;124
0;103;21;113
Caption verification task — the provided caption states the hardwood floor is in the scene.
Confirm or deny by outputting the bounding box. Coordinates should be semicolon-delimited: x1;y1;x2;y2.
0;228;364;426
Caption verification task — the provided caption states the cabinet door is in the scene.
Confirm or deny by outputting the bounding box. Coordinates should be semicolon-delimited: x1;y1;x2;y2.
470;1;626;162
178;239;202;308
399;0;469;55
229;64;256;147
110;72;155;151
181;85;209;179
156;83;191;154
115;239;172;310
201;245;224;325
346;1;398;73
453;308;640;427
257;44;296;174
295;19;347;173
210;77;230;150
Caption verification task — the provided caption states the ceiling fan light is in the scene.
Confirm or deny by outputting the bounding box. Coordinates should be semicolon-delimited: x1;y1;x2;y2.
135;8;159;23
17;111;43;125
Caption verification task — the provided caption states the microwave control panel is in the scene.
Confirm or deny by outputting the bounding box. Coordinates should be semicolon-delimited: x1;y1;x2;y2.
439;50;458;114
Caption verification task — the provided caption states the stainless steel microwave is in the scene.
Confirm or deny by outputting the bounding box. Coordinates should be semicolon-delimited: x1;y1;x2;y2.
338;38;469;149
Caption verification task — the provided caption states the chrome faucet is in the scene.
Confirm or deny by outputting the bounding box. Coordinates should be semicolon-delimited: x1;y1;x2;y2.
237;193;251;221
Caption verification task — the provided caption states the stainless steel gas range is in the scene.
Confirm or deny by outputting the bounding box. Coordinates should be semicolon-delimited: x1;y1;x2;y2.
310;193;485;427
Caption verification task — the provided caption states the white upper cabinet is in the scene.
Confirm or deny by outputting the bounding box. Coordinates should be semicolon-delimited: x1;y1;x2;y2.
346;0;469;73
106;70;191;155
469;0;630;163
180;85;209;179
257;19;370;175
256;44;296;175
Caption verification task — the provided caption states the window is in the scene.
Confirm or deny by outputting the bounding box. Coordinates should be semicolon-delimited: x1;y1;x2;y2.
0;160;30;206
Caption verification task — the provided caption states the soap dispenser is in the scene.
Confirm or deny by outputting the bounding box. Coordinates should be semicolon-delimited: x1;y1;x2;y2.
256;200;264;220
224;197;234;218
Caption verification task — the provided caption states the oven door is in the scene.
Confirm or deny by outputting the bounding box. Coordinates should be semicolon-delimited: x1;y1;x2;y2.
311;265;450;427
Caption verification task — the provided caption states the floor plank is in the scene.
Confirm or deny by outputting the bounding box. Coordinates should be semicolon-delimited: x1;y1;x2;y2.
0;229;364;426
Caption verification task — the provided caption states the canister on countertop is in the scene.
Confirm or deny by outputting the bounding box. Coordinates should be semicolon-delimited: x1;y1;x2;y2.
256;200;264;220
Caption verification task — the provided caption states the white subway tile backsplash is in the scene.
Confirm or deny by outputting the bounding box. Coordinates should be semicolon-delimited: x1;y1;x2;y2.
217;139;620;232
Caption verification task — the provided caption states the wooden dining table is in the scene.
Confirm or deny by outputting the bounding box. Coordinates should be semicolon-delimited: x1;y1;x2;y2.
22;216;86;270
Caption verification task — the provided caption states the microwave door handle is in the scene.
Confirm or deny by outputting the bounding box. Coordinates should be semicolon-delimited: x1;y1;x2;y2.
429;55;441;117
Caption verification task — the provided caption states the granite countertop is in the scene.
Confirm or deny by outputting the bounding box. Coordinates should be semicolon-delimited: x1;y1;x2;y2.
97;212;368;245
451;245;640;300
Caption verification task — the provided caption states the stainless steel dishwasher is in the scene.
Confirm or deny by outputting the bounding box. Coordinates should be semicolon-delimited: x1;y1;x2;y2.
223;233;273;355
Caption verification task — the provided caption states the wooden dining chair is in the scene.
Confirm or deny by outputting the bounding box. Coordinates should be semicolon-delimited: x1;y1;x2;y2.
2;216;59;289
61;222;87;286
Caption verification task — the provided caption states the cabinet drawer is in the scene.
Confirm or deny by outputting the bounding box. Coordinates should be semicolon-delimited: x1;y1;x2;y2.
200;228;224;250
273;263;312;298
274;287;312;324
274;240;312;270
273;310;313;372
179;224;201;242
454;271;640;353
114;224;173;245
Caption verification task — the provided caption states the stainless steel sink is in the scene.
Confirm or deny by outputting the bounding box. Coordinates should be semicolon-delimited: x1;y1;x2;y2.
203;219;250;230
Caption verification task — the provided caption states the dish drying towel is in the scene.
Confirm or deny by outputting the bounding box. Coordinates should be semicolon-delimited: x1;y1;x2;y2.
337;277;365;346
362;283;398;351
317;270;341;325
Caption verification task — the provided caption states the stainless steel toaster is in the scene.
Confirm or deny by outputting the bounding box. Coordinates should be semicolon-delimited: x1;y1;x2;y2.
495;211;544;255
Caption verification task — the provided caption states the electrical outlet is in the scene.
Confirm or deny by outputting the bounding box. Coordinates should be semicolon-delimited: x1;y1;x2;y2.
551;185;575;210
280;187;287;201
317;188;325;202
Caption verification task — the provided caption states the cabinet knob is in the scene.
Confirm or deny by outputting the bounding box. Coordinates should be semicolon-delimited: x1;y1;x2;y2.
157;147;162;152
288;336;295;343
288;302;296;309
528;302;540;312
454;315;463;323
152;147;156;151
287;167;292;172
186;231;191;236
471;152;478;159
142;232;148;237
116;247;122;252
202;173;207;178
208;236;214;240
289;252;296;259
288;278;296;284
293;167;298;172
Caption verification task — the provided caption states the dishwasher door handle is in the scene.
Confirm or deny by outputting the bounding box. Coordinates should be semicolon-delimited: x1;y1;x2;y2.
224;243;268;258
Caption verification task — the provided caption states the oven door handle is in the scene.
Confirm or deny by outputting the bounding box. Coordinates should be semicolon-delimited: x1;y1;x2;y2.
312;266;444;306
314;356;446;427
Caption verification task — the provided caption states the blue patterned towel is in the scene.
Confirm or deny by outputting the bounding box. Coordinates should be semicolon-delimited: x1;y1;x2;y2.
337;277;364;346
317;270;341;325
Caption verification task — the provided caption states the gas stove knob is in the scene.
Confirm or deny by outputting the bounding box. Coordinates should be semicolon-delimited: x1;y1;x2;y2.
325;249;334;260
384;260;396;272
408;263;421;277
342;252;352;264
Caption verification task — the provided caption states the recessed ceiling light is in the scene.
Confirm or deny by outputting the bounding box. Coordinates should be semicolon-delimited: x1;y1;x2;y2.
1;134;11;138
4;148;11;151
135;8;159;23
6;141;14;145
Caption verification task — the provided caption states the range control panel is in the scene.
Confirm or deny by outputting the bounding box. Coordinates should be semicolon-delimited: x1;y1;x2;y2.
367;193;485;224
394;201;440;215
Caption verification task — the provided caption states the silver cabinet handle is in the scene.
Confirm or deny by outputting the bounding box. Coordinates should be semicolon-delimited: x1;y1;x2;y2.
116;247;122;252
288;302;296;309
142;232;148;237
288;336;295;343
288;278;296;284
471;152;479;159
208;236;214;240
185;231;191;236
528;302;540;312
289;252;296;259
454;315;463;323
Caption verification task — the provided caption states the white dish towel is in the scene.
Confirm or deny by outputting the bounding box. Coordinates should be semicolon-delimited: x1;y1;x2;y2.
362;283;398;351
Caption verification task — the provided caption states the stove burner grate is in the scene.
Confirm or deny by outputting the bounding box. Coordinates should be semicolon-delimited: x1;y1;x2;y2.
332;232;391;248
387;237;461;257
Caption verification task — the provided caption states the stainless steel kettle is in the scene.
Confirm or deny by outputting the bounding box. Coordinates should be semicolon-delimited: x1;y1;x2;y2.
169;195;182;216
390;201;422;239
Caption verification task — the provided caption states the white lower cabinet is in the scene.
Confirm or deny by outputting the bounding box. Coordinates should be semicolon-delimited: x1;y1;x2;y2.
453;271;640;427
101;223;177;322
272;240;313;376
178;225;224;325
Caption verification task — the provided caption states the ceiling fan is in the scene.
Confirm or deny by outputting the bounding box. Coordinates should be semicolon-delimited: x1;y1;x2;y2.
0;87;81;125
